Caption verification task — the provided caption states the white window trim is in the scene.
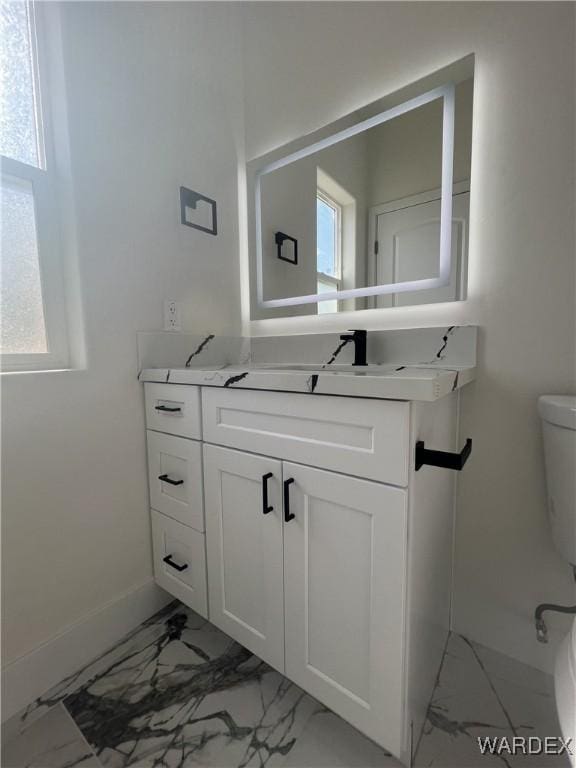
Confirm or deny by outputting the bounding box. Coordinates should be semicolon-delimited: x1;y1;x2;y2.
1;1;72;372
316;188;342;284
316;188;343;313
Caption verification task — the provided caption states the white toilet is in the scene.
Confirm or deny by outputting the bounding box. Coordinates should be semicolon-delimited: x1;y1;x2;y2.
538;395;576;764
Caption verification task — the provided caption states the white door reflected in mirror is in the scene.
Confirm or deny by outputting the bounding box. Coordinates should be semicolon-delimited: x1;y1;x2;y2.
372;185;469;308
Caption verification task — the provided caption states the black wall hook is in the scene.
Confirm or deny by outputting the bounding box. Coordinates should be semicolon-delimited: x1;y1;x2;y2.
275;231;298;265
415;438;472;471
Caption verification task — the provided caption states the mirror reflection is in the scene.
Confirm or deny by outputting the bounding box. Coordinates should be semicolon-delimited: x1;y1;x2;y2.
255;76;473;317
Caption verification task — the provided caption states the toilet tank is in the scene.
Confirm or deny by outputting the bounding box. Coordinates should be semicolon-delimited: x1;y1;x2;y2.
538;396;576;566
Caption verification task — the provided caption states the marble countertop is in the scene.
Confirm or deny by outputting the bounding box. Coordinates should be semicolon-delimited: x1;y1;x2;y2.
139;362;476;401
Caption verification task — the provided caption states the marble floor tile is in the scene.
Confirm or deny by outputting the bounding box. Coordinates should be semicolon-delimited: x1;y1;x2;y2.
21;602;187;728
472;640;561;736
281;707;400;768
52;604;315;768
2;702;100;768
14;601;567;768
414;633;569;768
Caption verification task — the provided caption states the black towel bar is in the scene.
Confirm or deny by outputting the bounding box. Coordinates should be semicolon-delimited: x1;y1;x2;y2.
415;438;472;471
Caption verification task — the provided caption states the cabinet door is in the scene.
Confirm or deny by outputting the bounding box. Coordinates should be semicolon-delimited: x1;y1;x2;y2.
204;444;284;671
283;463;407;756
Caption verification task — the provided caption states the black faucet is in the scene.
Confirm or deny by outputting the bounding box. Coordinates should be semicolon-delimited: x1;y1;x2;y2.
340;329;367;366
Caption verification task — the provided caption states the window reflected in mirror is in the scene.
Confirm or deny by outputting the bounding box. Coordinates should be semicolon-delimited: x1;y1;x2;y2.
317;189;341;314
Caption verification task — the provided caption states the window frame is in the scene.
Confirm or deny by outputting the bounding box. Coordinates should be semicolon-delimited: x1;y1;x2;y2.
1;0;71;372
316;188;342;287
316;188;342;314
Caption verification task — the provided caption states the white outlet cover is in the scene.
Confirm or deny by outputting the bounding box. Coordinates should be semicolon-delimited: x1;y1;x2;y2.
163;301;181;332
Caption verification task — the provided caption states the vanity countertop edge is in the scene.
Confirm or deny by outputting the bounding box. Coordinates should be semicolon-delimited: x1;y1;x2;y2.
138;364;476;402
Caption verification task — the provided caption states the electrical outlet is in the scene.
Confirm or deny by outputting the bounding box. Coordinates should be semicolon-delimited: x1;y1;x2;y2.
163;300;181;332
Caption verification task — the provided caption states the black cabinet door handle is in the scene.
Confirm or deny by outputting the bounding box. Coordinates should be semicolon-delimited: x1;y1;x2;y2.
158;474;184;486
163;554;188;572
155;405;182;413
262;472;274;514
284;478;295;522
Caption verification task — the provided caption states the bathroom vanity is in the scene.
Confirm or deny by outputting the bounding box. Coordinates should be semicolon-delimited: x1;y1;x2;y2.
138;328;476;764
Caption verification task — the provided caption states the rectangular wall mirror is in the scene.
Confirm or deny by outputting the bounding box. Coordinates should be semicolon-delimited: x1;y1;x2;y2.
247;56;474;319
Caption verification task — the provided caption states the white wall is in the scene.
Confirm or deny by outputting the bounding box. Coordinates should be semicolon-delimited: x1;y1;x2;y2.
256;132;369;318
367;78;473;205
1;1;243;667
242;2;576;672
2;0;574;684
259;156;318;315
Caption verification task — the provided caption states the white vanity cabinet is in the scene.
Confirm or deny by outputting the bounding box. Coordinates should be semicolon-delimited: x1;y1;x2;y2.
144;383;208;619
143;381;460;764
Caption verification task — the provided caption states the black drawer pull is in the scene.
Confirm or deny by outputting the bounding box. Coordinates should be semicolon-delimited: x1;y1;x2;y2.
284;478;295;522
262;472;274;514
415;438;472;471
163;554;188;572
158;474;184;486
155;405;182;413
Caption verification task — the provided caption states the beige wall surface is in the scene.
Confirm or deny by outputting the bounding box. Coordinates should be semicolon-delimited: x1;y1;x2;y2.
242;2;576;672
1;1;243;666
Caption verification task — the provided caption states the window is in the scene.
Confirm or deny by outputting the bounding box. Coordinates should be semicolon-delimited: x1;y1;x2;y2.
316;190;341;314
1;1;70;370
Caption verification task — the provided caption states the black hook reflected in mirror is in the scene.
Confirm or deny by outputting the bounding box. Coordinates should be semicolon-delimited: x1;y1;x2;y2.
275;231;298;265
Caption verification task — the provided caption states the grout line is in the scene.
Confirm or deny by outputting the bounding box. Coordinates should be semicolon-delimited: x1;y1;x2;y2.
460;636;518;737
60;702;103;767
412;630;451;763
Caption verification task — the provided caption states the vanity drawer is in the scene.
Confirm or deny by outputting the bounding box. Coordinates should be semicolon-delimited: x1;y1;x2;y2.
202;388;410;486
151;510;208;618
145;383;201;439
147;431;204;530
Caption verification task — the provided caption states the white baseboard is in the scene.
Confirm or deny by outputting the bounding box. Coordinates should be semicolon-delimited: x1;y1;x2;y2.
1;580;172;723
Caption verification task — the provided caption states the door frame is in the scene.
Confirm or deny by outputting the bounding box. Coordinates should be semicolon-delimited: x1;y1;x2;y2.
367;180;470;308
